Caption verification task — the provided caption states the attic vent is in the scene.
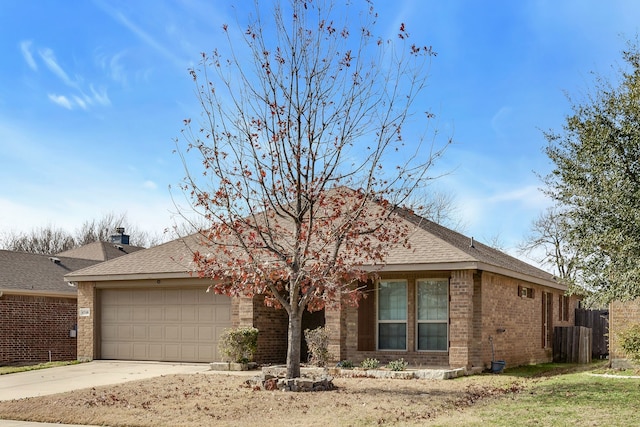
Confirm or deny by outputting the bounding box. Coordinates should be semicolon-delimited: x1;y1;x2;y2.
49;257;61;264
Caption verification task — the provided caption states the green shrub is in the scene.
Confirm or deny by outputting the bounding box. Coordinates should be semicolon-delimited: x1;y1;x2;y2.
618;324;640;364
304;326;330;367
218;327;259;363
360;357;380;369
336;360;354;369
387;358;408;371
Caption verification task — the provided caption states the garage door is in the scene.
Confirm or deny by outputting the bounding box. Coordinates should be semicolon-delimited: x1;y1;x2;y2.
100;288;232;363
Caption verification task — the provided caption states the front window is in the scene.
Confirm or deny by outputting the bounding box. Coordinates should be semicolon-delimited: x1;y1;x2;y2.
377;280;407;350
417;279;448;351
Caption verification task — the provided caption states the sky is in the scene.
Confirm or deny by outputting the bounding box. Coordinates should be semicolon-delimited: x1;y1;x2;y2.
1;0;639;268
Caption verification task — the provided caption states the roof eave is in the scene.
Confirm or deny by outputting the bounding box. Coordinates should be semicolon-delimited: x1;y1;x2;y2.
366;261;563;290
0;288;77;298
65;271;194;283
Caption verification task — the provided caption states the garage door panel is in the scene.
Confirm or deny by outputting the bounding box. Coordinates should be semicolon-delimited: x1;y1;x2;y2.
133;343;147;359
198;326;214;341
149;325;163;340
182;289;198;304
148;307;162;321
165;306;180;321
101;287;232;363
181;306;197;321
133;325;147;339
116;307;132;321
148;289;164;304
182;326;197;340
165;344;180;360
117;325;132;339
216;305;231;322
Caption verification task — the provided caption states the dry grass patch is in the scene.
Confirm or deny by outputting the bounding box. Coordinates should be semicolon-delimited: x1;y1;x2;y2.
0;372;523;426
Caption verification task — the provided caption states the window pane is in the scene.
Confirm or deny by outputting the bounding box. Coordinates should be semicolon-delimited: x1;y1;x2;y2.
378;281;407;321
418;323;447;351
378;323;406;350
417;279;448;321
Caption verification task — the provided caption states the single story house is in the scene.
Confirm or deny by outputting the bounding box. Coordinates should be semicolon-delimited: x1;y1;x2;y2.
0;234;143;365
66;213;579;371
609;299;640;368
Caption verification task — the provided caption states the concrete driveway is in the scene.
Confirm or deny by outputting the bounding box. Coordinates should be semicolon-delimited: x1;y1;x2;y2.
0;360;213;401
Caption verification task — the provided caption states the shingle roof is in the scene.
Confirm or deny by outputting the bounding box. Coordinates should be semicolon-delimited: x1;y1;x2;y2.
0;250;101;296
56;241;145;261
65;236;199;280
66;210;558;288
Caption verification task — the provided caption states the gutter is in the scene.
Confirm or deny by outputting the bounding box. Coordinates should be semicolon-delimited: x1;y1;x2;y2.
0;288;77;299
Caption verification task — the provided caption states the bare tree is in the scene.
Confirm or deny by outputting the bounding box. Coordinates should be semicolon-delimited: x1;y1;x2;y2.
177;0;449;378
0;226;76;254
411;189;465;232
518;206;579;283
0;213;164;253
74;212;163;247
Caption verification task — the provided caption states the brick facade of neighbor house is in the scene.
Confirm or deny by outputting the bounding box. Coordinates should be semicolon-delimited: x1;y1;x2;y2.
609;299;640;368
0;294;77;364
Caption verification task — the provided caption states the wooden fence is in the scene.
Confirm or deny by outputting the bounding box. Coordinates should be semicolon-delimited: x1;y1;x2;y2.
575;308;609;359
553;326;592;364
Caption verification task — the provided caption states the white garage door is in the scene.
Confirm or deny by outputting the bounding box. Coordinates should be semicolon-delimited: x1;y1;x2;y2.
100;287;232;363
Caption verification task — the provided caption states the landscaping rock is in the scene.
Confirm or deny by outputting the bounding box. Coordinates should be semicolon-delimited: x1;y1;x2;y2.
245;366;335;392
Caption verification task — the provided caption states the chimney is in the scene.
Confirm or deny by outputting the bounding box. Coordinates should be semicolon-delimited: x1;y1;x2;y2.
109;227;130;245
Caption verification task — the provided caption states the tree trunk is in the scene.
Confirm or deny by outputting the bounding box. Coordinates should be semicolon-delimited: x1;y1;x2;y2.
286;309;304;379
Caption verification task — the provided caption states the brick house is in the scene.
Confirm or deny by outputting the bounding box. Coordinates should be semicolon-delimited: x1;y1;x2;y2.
0;236;143;365
67;213;578;371
609;299;640;368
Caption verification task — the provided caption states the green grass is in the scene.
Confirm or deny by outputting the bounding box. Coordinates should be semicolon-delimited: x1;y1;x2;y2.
0;360;80;375
433;362;640;426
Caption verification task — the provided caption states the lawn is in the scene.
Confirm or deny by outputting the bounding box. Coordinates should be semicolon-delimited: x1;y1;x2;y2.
0;361;79;375
0;362;638;426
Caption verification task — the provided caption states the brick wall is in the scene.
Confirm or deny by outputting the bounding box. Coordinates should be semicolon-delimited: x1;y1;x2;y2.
0;294;77;365
76;282;96;362
449;270;474;368
479;272;577;368
609;299;640;368
237;295;288;364
337;270;578;370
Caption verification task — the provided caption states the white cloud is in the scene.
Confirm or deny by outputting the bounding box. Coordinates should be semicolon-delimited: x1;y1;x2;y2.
97;2;186;68
19;40;37;70
490;106;513;137
488;184;550;210
47;93;73;109
72;95;88;110
89;85;111;106
38;48;77;88
143;180;158;190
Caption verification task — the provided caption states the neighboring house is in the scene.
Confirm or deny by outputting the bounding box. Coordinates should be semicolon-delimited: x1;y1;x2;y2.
0;251;96;365
609;299;640;368
56;240;145;261
67;212;579;371
0;231;144;365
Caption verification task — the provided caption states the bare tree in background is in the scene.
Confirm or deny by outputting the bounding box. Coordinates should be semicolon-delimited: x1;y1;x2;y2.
0;226;76;254
411;189;465;232
0;212;164;253
518;206;579;284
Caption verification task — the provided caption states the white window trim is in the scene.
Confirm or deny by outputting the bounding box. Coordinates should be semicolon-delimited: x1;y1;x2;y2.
415;278;449;353
376;279;408;351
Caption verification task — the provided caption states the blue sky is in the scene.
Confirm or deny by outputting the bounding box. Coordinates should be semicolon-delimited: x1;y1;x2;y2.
1;0;638;265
